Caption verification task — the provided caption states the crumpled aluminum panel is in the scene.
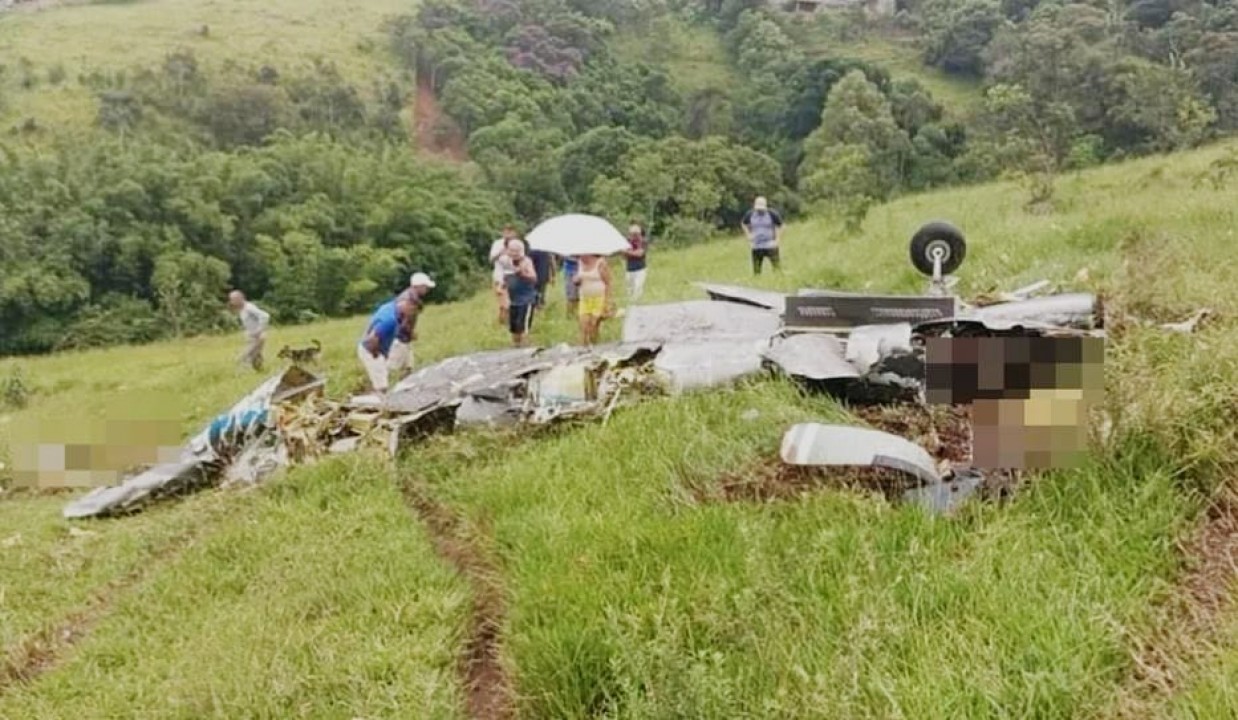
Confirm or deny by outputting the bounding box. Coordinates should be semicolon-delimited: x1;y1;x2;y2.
64;367;322;519
845;324;913;372
63;457;217;519
780;423;941;486
903;469;984;515
622;301;781;344
762;333;859;381
695;283;788;312
381;348;542;414
966;293;1099;330
654;339;768;393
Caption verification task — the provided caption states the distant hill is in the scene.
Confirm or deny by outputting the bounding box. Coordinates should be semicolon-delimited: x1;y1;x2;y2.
0;0;410;133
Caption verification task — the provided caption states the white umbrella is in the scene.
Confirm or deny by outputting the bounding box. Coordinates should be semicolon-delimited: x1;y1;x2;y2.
526;214;629;257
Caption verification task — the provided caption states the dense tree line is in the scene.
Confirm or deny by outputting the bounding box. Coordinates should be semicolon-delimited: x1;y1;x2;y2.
1;0;1233;357
0;134;505;355
914;0;1236;147
389;0;799;240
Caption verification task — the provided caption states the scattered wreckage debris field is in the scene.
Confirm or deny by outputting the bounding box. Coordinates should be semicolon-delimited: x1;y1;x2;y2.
2;142;1237;718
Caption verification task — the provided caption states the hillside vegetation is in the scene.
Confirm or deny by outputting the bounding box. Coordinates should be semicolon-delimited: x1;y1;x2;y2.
2;139;1237;717
2;1;1237;712
2;0;1235;357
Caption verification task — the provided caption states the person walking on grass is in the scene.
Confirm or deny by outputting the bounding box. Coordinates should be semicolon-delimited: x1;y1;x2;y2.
388;272;435;382
489;225;520;325
562;254;580;318
573;254;612;346
505;237;539;347
623;223;648;301
741;196;784;275
228;290;270;372
530;247;555;310
357;296;414;399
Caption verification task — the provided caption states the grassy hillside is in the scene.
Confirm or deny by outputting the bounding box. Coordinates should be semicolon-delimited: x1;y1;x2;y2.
611;18;736;96
3;140;1236;717
801;29;983;116
0;0;411;131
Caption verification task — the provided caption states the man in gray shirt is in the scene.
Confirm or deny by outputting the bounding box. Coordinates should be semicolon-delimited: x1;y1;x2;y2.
228;290;270;372
740;196;784;275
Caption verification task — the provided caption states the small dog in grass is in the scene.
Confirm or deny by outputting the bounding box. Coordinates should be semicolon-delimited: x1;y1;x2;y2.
277;339;322;367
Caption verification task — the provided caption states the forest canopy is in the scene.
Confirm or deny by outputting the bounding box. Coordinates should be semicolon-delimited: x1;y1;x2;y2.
0;0;1233;355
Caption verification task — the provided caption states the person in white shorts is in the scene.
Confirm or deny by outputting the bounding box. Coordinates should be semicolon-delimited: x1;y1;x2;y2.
489;225;519;325
227;290;270;372
623;223;648;301
357;296;413;397
387;272;435;381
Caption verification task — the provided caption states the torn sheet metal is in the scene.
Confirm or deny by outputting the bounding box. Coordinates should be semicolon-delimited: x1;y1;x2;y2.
64;367;324;520
780;424;941;486
845;324;913;372
622;301;781;344
903;468;983;515
796;287;870;298
378;348;540;417
695;283;787;312
968;293;1100;330
654;339;767;393
63;457;219;520
762;334;859;381
455;387;522;428
221;435;289;487
784;295;957;331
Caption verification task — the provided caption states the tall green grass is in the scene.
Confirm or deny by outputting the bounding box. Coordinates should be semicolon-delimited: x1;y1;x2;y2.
0;456;470;719
1;140;1236;716
416;383;1191;717
0;0;411;131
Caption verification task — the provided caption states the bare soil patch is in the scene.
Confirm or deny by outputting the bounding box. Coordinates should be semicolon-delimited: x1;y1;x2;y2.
412;75;468;162
400;479;512;720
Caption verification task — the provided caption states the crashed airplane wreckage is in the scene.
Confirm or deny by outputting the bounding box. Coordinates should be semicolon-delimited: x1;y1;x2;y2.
65;221;1105;519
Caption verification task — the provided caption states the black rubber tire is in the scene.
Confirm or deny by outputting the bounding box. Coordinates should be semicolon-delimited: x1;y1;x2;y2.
909;221;966;277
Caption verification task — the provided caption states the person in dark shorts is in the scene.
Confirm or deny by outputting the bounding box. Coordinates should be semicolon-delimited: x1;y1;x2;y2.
740;196;784;275
504;237;539;347
561;255;580;318
529;248;555;309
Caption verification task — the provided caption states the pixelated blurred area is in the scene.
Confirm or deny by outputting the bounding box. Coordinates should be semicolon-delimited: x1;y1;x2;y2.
925;337;1105;470
8;392;182;491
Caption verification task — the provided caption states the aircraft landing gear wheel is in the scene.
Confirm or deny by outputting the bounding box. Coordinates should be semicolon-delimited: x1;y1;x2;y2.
910;221;966;277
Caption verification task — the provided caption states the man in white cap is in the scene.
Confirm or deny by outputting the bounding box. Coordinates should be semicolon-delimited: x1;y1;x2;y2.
387;272;435;381
740;196;784;275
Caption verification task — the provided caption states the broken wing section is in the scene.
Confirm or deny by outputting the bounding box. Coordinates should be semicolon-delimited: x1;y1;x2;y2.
63;367;325;519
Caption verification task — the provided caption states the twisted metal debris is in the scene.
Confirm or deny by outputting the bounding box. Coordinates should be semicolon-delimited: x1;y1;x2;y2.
63;270;1105;519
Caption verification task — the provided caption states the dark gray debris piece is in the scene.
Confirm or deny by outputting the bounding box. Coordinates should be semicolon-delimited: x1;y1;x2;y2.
903;468;984;515
63;458;219;520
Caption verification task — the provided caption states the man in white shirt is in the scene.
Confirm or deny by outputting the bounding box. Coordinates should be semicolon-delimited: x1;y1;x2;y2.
489;224;520;325
228;290;270;372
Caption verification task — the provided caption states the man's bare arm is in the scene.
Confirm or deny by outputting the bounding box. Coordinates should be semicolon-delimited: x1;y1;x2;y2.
363;331;381;357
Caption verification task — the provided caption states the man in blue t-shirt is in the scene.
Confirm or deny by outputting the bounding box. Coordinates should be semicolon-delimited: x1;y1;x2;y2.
740;196;784;275
357;296;413;396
